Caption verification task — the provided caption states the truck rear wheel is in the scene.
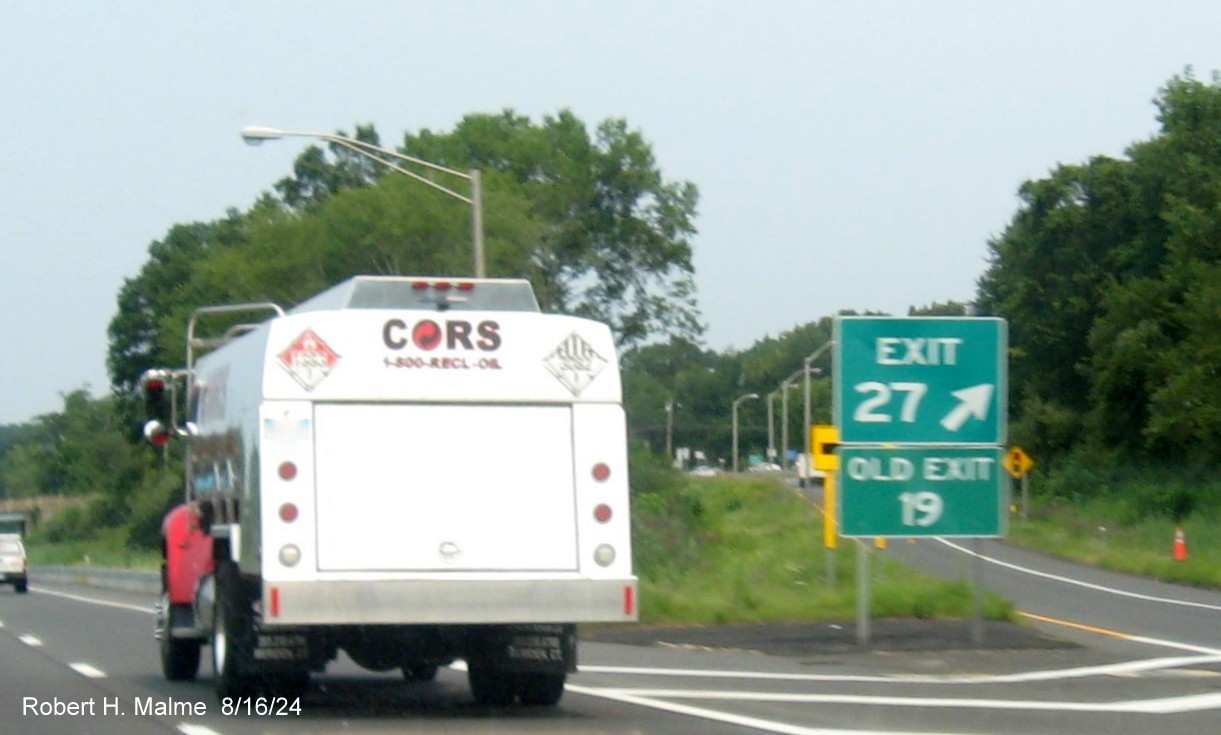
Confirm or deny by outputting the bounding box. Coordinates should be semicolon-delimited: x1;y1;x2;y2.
516;672;566;706
468;662;515;706
158;595;201;681
468;664;566;706
212;561;257;700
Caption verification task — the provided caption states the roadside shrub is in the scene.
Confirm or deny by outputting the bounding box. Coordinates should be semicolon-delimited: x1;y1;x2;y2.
39;505;91;544
627;440;684;499
1127;480;1195;523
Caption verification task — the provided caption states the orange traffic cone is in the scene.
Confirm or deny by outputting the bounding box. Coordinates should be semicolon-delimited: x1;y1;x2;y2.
1173;527;1188;561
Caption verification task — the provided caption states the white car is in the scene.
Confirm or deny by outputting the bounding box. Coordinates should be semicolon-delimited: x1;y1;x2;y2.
688;465;719;477
0;534;28;594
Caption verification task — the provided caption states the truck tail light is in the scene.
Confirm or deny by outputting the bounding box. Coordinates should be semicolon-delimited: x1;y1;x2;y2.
593;504;612;523
278;462;297;481
592;463;611;482
279;503;298;522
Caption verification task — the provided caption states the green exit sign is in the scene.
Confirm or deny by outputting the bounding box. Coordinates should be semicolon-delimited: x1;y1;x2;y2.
834;317;1007;445
838;446;1007;537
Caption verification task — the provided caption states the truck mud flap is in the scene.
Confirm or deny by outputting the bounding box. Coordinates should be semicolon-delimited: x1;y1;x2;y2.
478;624;577;674
250;628;319;670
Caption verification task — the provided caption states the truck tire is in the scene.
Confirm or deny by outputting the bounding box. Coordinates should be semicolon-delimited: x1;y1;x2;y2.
158;595;201;681
212;561;257;700
516;672;566;706
14;577;27;594
467;662;515;706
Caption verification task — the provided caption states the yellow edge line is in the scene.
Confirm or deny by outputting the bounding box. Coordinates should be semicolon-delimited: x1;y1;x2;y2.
1018;611;1136;641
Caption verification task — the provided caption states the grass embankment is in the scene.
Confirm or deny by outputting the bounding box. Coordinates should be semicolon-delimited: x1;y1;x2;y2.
1009;498;1221;588
633;473;1014;625
1004;457;1221;589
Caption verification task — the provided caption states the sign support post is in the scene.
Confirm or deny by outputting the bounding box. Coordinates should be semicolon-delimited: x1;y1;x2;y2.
856;543;870;645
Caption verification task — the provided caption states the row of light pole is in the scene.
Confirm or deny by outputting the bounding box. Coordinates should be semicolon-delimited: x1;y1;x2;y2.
239;126;485;277
730;340;834;473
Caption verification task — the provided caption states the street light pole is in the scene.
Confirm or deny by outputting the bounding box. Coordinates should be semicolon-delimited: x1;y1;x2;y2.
732;392;760;472
766;392;777;462
664;398;675;464
802;341;835;486
779;369;802;470
240;126;486;277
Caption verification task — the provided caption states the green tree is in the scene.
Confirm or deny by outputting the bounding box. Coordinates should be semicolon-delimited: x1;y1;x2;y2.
909;301;969;316
107;214;252;393
109;111;702;395
393;111;703;346
979;70;1221;464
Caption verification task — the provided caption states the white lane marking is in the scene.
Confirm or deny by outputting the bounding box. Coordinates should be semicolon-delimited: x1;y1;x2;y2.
69;663;106;678
937;538;1221;613
580;652;1221;684
30;586;152;614
19;634;42;646
593;687;1221;715
178;725;225;735
567;682;987;735
1125;634;1221;656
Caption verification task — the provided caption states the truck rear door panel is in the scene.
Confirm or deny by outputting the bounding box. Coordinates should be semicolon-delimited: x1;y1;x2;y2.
312;403;578;573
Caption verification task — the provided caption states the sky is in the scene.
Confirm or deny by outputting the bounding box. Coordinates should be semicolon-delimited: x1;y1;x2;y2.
2;1;1219;426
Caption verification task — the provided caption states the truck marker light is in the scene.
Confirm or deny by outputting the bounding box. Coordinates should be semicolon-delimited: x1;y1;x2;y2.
594;544;616;566
624;585;636;616
593;504;612;523
279;503;299;522
279;545;301;567
270;587;281;618
592;463;611;482
411;280;476;291
278;462;297;481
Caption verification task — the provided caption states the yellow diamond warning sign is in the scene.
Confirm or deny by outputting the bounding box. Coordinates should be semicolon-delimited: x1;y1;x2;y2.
1002;446;1034;478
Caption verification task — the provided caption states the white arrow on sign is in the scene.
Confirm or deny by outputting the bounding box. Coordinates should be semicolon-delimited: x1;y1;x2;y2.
940;384;994;432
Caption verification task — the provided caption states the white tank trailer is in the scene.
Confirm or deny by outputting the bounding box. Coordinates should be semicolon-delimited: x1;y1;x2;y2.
143;276;637;706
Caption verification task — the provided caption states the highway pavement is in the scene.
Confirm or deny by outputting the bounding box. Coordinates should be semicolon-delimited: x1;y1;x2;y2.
2;530;1220;734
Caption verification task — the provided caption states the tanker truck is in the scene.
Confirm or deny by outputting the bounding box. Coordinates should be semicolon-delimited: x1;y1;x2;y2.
143;275;637;706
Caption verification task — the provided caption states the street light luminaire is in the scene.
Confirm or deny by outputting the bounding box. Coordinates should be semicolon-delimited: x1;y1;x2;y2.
239;125;287;143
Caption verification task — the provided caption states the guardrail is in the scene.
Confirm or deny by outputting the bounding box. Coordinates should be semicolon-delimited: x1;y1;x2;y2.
31;565;160;595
